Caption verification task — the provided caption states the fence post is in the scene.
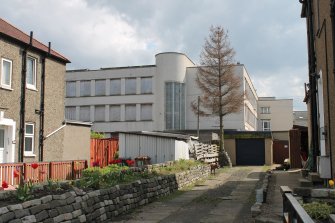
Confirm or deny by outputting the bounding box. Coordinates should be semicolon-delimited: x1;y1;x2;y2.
49;162;53;180
71;161;75;180
23;163;27;183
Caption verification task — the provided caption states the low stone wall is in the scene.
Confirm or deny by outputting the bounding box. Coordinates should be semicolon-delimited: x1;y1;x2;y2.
0;164;210;223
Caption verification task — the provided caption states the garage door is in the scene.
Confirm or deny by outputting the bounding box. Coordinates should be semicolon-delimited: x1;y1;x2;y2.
236;139;265;165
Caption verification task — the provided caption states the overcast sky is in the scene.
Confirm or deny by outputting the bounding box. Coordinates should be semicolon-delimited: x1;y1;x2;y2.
1;0;308;110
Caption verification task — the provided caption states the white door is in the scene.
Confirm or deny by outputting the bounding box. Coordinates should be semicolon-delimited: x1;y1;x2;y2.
0;128;5;163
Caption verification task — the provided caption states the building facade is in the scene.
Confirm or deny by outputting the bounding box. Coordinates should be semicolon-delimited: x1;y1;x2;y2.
300;0;335;177
65;52;293;136
257;97;293;131
0;18;70;163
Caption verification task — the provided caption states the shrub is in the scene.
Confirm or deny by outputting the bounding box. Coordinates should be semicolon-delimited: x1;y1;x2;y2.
90;131;105;139
155;159;203;175
302;202;333;220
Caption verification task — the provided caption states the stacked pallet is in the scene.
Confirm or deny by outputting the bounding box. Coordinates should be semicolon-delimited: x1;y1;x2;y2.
193;143;219;164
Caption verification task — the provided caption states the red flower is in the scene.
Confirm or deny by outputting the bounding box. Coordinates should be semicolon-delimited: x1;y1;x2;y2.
126;159;135;166
2;181;8;189
31;163;39;169
92;161;99;167
13;169;20;178
116;159;122;164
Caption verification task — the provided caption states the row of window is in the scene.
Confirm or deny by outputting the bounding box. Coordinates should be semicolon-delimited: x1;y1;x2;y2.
66;77;152;97
65;104;153;122
245;79;257;109
260;107;270;114
245;107;257;128
1;57;37;90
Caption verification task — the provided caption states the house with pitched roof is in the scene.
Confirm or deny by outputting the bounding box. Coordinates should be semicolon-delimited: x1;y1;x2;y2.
0;18;91;163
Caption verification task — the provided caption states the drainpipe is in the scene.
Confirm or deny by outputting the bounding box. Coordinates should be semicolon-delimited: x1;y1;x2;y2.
330;0;335;177
18;31;33;162
38;42;50;162
302;0;320;171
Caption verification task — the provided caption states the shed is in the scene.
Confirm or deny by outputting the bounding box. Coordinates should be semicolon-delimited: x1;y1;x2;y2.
118;131;191;164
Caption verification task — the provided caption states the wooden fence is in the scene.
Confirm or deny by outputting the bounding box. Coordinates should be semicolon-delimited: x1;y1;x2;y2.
90;138;119;168
0;160;87;186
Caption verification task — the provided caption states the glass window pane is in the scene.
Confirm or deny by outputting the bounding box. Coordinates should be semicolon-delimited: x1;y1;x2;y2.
95;80;106;96
0;129;4;148
2;59;11;86
165;82;173;129
110;105;121;121
125;78;136;95
125;104;136;121
79;106;90;121
110;79;121;95
80;81;91;96
66;81;76;97
24;137;33;152
25;124;33;134
141;104;152;121
141;77;152;94
26;57;35;86
65;106;76;120
95;106;105;121
165;82;185;130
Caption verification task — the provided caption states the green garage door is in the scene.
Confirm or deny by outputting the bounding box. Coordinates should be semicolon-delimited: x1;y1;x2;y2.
236;139;265;165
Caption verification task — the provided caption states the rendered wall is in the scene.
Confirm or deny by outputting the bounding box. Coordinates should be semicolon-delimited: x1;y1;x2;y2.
63;124;91;161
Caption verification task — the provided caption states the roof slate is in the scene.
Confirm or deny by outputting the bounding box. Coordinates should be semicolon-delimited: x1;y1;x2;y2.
0;18;70;63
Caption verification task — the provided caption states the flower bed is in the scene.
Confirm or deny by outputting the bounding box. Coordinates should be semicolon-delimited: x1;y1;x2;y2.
0;160;210;222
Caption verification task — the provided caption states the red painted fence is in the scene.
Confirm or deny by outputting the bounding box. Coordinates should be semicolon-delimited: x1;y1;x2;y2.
0;160;87;186
90;138;118;168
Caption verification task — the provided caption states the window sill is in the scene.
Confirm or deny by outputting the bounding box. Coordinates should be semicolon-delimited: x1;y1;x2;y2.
26;86;38;92
24;153;36;157
0;86;13;91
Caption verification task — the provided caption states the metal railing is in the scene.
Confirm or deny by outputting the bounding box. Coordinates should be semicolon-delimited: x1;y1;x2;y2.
0;160;87;186
281;186;314;223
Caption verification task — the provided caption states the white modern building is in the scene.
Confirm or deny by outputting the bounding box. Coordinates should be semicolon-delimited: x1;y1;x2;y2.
65;52;291;136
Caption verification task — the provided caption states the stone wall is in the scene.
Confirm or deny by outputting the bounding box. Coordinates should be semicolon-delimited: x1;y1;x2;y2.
0;165;210;223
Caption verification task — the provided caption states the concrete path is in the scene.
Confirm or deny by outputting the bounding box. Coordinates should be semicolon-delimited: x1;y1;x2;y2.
257;170;301;222
111;166;266;223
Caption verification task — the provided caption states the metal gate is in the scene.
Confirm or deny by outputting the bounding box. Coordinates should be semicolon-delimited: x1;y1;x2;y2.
236;139;265;165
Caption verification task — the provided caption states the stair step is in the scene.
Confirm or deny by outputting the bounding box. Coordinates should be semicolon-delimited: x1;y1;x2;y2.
299;178;313;187
308;172;323;183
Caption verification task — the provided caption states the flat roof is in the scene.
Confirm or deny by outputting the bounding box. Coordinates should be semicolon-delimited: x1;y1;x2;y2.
118;131;191;141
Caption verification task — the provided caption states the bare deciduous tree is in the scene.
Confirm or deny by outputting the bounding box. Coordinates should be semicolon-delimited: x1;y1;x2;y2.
192;26;244;165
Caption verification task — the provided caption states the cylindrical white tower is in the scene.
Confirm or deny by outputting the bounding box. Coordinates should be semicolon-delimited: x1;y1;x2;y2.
154;52;195;131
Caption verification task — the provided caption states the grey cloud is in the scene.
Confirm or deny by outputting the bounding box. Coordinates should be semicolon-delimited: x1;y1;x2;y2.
0;0;308;109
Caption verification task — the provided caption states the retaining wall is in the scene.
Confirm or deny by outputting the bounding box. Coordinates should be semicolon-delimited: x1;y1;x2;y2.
0;164;210;223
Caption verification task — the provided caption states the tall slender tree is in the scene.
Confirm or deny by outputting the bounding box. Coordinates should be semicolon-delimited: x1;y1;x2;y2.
192;26;244;165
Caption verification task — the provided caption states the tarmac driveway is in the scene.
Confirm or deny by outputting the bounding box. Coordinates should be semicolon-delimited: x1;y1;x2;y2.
112;166;266;223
